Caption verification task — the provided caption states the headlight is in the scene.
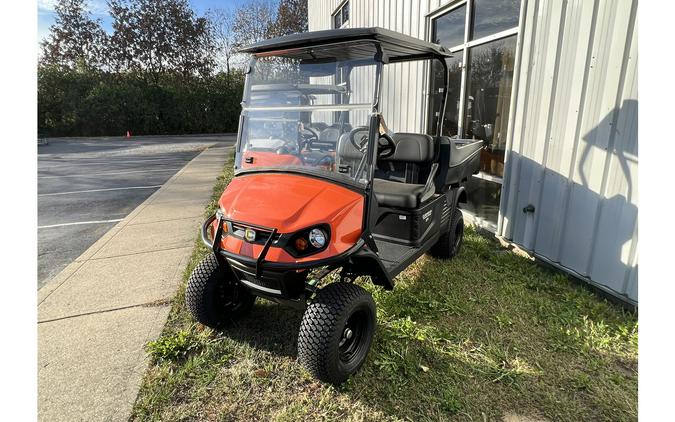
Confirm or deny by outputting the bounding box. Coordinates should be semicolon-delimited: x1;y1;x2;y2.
285;225;330;257
308;228;327;248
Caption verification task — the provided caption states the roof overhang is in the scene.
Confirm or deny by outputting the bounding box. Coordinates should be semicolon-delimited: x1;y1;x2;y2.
239;27;452;63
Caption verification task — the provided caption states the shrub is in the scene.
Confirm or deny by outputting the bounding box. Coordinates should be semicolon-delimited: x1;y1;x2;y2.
38;66;245;137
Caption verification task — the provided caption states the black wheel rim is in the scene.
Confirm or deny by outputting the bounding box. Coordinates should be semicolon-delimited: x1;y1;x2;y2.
214;277;244;312
338;309;368;364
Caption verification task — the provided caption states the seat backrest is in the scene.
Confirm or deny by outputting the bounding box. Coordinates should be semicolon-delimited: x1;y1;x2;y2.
315;124;354;150
319;127;340;145
379;133;436;163
310;122;328;131
335;132;365;178
336;133;363;161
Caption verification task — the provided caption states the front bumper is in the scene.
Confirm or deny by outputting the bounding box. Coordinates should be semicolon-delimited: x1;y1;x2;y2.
201;213;363;298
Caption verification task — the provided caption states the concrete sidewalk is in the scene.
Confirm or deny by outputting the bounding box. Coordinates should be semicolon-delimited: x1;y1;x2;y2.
38;146;231;421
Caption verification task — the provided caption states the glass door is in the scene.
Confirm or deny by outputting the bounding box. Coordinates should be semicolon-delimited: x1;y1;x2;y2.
428;0;521;227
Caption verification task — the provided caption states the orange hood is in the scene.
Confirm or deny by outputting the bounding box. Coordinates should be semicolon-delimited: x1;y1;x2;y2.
218;173;364;236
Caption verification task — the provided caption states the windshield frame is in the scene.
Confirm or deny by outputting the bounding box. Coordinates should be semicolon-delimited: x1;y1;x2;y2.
233;44;385;188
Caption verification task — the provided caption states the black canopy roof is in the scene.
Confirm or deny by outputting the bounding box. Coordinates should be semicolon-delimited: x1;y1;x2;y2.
239;27;451;63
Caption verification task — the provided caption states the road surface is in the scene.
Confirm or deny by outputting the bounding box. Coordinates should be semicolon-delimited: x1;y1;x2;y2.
37;135;235;288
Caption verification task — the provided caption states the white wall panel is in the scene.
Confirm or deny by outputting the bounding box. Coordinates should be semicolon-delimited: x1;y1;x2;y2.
499;0;638;303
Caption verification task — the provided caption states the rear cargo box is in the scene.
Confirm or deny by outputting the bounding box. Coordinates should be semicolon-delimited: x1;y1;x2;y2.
435;137;482;188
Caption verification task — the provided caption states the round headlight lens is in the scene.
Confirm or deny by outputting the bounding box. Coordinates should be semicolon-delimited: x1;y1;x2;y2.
308;228;327;248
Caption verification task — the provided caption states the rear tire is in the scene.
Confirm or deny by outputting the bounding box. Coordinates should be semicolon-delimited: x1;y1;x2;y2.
297;283;376;385
185;253;255;329
429;207;464;259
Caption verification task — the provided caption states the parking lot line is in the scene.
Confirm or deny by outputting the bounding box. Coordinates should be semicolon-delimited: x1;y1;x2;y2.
38;168;182;179
39;185;163;197
38;219;124;229
38;157;192;166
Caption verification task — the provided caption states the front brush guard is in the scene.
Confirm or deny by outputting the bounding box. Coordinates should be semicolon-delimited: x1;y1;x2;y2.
202;212;276;278
201;213;394;290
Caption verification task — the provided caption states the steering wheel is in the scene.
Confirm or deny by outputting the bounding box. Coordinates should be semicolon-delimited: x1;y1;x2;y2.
299;126;321;150
349;126;397;158
378;133;396;158
349;126;370;152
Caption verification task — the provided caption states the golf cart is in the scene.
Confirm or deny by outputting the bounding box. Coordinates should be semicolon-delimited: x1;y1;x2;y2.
186;27;482;384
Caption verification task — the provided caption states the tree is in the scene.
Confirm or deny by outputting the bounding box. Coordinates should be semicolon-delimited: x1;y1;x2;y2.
207;8;238;73
107;0;215;77
107;0;135;72
229;0;308;50
269;0;308;37
38;0;246;137
40;0;108;70
231;0;276;49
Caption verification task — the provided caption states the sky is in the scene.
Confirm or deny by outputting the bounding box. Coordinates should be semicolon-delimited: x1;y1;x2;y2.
38;0;241;43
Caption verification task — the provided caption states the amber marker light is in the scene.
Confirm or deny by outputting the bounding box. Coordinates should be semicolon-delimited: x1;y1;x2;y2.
294;237;309;251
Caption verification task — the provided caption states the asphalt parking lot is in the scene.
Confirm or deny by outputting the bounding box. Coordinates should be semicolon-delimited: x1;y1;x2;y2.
38;135;235;289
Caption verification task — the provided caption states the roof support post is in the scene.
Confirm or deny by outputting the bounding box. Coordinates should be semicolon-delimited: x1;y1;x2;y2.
436;57;449;137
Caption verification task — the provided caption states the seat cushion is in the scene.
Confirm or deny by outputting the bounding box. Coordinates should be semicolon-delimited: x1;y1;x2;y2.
373;178;426;209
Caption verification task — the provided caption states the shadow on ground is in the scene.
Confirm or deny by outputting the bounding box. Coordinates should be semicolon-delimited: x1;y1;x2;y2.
219;302;304;358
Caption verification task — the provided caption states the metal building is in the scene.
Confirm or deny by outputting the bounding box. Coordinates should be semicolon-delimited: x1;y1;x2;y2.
308;0;638;305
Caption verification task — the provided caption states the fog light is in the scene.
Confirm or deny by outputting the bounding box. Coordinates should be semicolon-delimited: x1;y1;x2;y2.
294;237;309;251
309;228;327;248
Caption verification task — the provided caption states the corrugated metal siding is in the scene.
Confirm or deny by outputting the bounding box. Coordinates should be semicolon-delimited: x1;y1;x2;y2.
499;0;638;303
309;0;639;304
308;0;343;31
309;0;429;133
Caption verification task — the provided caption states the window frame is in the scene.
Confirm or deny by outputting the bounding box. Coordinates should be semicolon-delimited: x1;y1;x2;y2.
426;0;522;186
332;0;350;29
425;0;524;231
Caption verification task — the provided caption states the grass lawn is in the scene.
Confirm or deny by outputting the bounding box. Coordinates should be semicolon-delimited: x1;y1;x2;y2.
131;158;638;421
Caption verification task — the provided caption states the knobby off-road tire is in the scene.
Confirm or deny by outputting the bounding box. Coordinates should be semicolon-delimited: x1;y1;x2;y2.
429;207;464;259
185;253;255;329
297;282;376;385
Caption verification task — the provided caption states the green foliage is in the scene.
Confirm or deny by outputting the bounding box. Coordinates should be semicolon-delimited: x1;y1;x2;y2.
37;0;310;137
40;0;108;70
38;67;244;136
42;0;215;75
271;0;308;36
146;328;203;363
106;0;215;75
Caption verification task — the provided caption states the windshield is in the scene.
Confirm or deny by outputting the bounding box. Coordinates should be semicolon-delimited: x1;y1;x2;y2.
235;56;377;185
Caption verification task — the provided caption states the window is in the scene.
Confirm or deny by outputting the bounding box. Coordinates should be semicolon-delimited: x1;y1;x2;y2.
471;0;521;40
464;36;516;179
333;1;350;28
432;4;466;48
428;0;521;227
342;3;349;23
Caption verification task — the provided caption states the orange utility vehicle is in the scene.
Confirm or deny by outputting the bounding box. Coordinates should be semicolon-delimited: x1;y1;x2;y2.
187;27;482;384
